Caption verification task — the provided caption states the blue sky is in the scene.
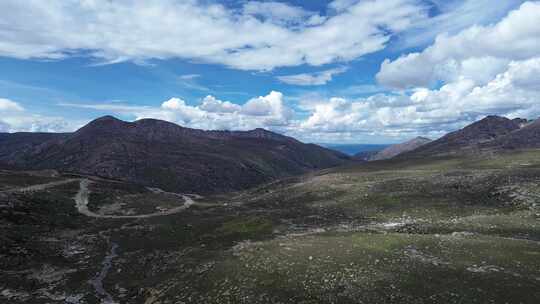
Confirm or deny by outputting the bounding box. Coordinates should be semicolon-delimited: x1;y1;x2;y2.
1;0;538;143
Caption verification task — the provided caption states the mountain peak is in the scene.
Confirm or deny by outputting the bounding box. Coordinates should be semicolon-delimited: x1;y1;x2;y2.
512;118;530;128
0;116;349;194
468;115;511;127
134;118;181;126
404;115;524;157
75;115;130;134
92;115;123;123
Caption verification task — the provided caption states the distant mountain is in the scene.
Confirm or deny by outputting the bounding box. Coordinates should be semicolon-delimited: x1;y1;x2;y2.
0;116;349;193
321;144;389;156
404;116;527;157
369;137;432;160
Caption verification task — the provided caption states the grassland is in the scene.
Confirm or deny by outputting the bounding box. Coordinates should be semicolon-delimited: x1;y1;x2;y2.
1;150;540;303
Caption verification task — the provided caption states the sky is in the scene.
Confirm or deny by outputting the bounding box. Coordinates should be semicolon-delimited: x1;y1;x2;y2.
0;0;539;144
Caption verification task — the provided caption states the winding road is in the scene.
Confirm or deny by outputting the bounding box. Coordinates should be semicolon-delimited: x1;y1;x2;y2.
9;177;198;303
74;179;196;219
3;177;197;219
0;178;80;194
5;177;198;304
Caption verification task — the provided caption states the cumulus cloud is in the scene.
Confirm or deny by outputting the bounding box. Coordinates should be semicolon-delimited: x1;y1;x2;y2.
161;98;187;111
295;57;540;142
377;1;540;89
58;44;540;143
339;1;540;142
0;98;74;132
277;67;348;86
18;46;540;145
3;2;538;143
199;96;241;113
62;91;294;132
0;0;427;70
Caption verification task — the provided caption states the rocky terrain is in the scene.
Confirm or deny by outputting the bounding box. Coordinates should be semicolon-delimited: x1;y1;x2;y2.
484;118;540;150
1;148;539;304
1;115;539;304
404;116;532;157
0;116;349;194
368;137;432;160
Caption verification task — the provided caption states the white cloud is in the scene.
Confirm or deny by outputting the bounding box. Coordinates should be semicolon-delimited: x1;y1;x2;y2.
58;49;540;143
243;1;317;25
62;91;294;131
294;57;540;142
4;0;539;144
179;74;201;80
200;96;241;113
0;98;75;132
329;0;361;12
0;98;24;111
277;67;348;86
398;0;526;48
0;0;427;70
175;74;210;92
377;1;540;89
161;98;187;110
16;45;540;145
342;1;540;143
241;91;291;119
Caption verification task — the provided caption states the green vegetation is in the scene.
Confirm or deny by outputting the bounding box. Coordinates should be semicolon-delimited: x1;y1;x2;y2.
217;217;274;239
0;170;62;190
1;149;540;303
203;232;540;304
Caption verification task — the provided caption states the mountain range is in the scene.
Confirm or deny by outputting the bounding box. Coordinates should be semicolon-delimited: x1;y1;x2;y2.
0;116;349;193
2;115;540;193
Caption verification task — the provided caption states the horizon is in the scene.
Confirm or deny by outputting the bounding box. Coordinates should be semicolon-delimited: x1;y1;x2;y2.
0;114;403;145
1;1;539;144
1;113;534;147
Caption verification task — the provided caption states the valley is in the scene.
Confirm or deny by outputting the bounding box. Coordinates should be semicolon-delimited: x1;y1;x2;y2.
2;2;539;303
1;148;539;303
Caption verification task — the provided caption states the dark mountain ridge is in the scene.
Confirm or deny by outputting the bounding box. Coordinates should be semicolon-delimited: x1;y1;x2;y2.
482;118;540;150
403;115;538;158
0;116;349;193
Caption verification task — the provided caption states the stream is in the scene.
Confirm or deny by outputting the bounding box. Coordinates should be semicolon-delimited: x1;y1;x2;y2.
90;241;119;304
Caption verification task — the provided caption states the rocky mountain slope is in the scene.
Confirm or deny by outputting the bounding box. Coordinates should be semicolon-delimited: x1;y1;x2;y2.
0;116;349;193
403;116;531;157
483;118;540;150
369;137;432;160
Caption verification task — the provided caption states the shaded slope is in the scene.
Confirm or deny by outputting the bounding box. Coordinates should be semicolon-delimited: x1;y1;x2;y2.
404;116;524;157
0;116;349;193
370;137;432;160
483;118;540;150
